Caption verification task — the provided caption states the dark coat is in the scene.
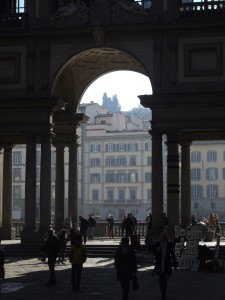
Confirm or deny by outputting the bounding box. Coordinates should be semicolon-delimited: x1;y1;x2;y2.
114;245;137;281
153;241;178;276
42;234;60;258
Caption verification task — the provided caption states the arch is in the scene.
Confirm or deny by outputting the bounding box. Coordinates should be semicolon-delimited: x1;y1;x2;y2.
51;47;152;113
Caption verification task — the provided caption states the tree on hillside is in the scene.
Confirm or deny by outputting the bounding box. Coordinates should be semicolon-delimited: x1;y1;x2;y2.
102;92;121;113
126;104;151;120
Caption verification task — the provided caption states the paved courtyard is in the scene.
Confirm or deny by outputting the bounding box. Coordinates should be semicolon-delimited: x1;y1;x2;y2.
0;253;225;300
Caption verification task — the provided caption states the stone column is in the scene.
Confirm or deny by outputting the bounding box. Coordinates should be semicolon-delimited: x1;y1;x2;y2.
54;144;65;232
39;135;52;231
166;133;180;231
68;142;78;223
1;145;14;239
180;140;191;226
24;136;37;231
151;130;164;232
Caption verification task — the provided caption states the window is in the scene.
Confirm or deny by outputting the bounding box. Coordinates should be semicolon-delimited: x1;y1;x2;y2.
117;173;126;183
107;189;114;202
106;144;114;152
118;189;125;202
206;168;218;180
147;156;152;165
36;167;40;181
36;151;41;164
192;185;202;198
51;151;56;164
13;151;22;164
191;151;201;163
207;185;218;198
13;186;21;199
90;173;100;183
105;157;115;166
194;202;199;210
90;144;101;152
207;150;217;162
105;173;115;183
145;142;151;151
129;188;137;201
90;158;101;167
92;190;99;202
129;156;136;166
51;167;56;181
211;202;216;210
147;189;151;200
13;168;21;181
129;142;137;151
118;143;126;151
118;156;126;166
191;168;201;181
223;168;225;180
145;172;151;182
129;172;138;183
223;151;225;161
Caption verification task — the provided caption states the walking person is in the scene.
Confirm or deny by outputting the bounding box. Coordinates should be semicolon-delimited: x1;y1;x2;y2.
87;214;96;240
114;237;137;300
79;216;90;244
106;215;115;238
69;234;87;291
153;231;178;300
41;228;60;286
57;228;67;264
123;213;134;240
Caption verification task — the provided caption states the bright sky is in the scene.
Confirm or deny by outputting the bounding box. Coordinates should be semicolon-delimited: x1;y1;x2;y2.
81;71;152;111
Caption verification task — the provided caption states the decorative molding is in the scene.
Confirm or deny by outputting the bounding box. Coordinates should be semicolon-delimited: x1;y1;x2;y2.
0;53;20;84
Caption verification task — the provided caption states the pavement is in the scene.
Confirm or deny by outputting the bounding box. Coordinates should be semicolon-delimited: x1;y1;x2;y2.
0;238;225;300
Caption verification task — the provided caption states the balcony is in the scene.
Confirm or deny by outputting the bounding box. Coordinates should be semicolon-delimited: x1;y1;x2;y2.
180;1;225;19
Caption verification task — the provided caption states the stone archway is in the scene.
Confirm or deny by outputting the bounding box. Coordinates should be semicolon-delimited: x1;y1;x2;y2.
51;47;150;113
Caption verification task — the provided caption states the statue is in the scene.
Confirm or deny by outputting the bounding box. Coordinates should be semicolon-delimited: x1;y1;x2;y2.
51;0;87;20
111;0;149;16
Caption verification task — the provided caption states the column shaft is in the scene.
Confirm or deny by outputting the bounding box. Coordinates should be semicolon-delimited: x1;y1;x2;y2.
180;141;191;225
39;135;52;230
2;146;13;238
151;131;164;231
24;136;36;231
68;143;78;223
54;145;65;231
166;133;180;229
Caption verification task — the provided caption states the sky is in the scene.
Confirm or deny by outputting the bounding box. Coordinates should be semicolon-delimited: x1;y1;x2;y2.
81;71;152;111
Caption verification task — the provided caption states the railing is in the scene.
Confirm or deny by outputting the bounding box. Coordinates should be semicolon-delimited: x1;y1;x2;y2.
12;221;148;239
0;13;26;29
180;0;225;18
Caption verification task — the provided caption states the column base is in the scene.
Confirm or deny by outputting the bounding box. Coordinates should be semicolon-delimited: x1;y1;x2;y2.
21;229;45;247
0;226;16;240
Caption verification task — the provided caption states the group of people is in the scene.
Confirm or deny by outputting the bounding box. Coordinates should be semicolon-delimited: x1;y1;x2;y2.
42;222;177;300
115;231;178;300
41;214;96;288
192;212;220;238
106;213;138;239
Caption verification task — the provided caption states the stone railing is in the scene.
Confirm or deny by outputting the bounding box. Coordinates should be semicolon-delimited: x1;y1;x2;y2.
12;221;148;239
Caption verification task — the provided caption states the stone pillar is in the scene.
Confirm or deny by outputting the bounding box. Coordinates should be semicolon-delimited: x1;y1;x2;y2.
166;133;180;231
54;144;65;232
39;135;52;231
151;130;164;232
1;145;15;239
180;140;192;226
24;136;37;231
68;142;78;224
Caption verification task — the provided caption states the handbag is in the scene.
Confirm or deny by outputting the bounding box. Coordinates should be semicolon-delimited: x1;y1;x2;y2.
132;274;139;291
